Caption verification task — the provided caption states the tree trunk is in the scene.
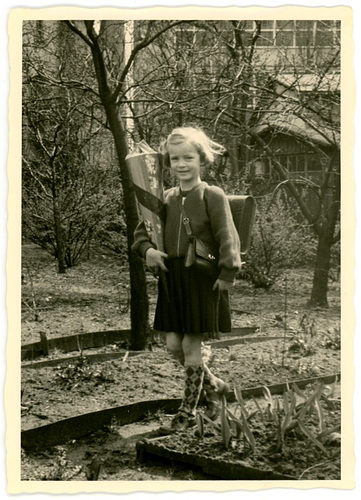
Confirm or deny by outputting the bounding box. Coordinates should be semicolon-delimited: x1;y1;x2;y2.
113;117;152;350
101;93;150;350
249;132;340;308
75;23;152;350
309;154;340;308
308;229;332;307
52;190;66;274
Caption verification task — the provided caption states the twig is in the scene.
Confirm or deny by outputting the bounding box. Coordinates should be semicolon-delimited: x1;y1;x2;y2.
282;271;288;367
24;264;40;321
231;309;255;316
298;456;340;480
76;334;84;357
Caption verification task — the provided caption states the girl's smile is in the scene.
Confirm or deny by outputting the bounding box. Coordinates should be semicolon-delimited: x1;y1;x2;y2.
168;141;202;190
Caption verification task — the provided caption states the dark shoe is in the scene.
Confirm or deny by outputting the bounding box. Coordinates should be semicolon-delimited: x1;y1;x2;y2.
158;413;196;435
204;401;220;421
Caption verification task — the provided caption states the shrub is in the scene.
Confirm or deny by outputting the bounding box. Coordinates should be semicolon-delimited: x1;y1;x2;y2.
95;215;128;263
240;197;316;289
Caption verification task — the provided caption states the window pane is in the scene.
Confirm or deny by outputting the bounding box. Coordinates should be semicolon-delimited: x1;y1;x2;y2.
260;20;274;29
317;20;333;31
242;31;254;45
276;20;294;29
195;29;213;46
296;156;306;172
296;20;315;30
307;157;322;171
244;20;254;29
258;31;274;46
315;30;334;46
296;31;313;46
276;31;294;46
279;156;289;168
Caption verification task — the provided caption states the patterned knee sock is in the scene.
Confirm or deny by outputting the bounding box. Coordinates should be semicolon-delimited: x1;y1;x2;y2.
178;364;204;419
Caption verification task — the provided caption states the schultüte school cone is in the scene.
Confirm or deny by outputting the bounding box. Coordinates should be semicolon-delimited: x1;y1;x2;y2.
126;140;169;299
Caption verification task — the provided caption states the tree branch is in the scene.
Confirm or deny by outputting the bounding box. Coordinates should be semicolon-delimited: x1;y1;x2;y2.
112;20;189;102
248;130;322;234
64;21;94;48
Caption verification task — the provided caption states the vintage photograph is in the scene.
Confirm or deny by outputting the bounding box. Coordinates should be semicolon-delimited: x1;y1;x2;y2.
7;5;355;493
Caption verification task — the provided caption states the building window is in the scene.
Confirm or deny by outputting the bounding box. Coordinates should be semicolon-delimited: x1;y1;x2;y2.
315;20;340;46
257;20;275;47
275;20;295;46
253;153;327;181
251;20;340;48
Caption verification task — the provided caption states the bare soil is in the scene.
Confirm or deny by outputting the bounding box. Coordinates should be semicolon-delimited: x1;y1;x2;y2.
21;243;341;481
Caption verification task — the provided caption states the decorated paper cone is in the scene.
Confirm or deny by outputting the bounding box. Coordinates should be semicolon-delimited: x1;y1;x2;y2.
126;140;165;253
126;141;169;300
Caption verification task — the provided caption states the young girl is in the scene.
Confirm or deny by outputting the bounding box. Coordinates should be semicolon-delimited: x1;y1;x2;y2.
132;126;242;433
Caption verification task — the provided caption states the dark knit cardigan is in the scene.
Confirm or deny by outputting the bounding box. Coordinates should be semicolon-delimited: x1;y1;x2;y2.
132;182;242;282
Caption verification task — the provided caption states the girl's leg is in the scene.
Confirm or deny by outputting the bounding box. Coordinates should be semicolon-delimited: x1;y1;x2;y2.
166;331;184;365
176;334;204;421
169;334;229;420
182;334;202;365
159;334;204;434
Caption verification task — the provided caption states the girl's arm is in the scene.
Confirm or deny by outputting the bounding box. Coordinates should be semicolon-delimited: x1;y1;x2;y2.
131;220;155;257
206;186;242;282
132;221;168;272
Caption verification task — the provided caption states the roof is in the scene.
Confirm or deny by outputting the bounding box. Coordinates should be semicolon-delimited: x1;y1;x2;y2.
275;73;340;93
251;74;340;148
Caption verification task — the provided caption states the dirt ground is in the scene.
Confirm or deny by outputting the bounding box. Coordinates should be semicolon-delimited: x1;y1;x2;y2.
20;243;341;481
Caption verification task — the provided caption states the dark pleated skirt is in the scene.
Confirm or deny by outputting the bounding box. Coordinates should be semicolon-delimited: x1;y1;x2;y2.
154;257;232;336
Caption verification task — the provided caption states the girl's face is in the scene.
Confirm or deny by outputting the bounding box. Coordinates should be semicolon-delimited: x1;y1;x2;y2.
168;141;202;190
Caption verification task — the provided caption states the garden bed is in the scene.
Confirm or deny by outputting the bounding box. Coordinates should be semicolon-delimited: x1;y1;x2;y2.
20;375;341;481
137;379;341;481
20;244;341;481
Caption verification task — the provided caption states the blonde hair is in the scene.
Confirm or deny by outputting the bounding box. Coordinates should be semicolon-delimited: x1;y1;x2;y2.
160;126;225;167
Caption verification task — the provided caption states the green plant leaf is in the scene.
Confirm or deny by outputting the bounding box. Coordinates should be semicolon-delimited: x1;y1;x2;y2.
317;425;341;442
262;385;274;419
234;386;249;418
298;419;329;456
251;396;265;423
221;396;231;449
281;389;297;435
315;398;326;434
241;413;256;453
298;382;324;421
291;382;307;401
195;412;204;438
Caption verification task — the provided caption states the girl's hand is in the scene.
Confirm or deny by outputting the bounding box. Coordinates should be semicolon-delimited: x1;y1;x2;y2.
212;279;234;292
145;248;168;273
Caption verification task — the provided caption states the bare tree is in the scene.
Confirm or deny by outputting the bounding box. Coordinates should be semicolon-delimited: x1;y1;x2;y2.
63;20;190;349
135;20;340;307
22;21;116;272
